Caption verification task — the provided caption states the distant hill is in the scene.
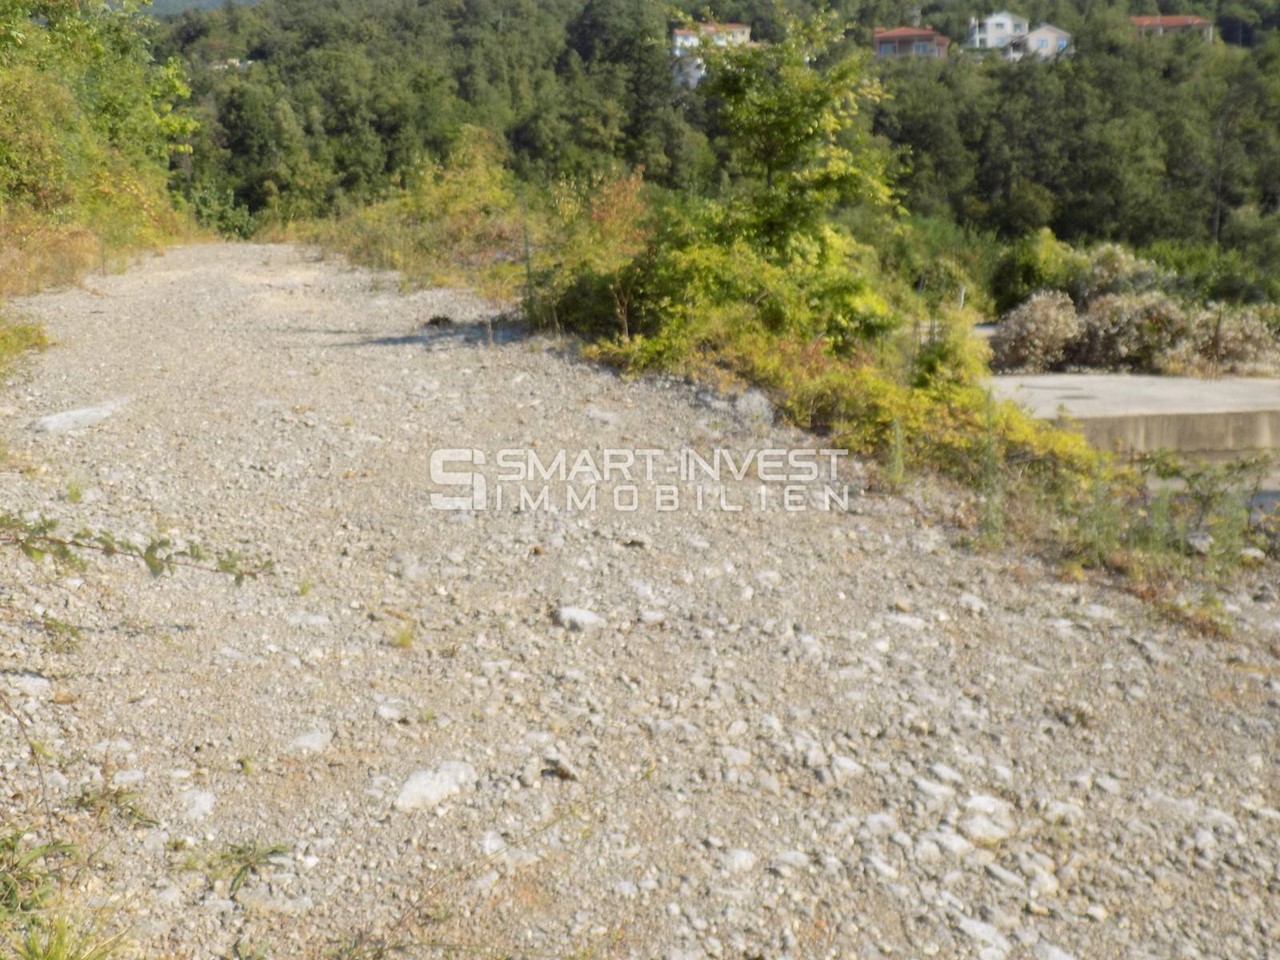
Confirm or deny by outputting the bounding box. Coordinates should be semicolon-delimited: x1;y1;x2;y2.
149;0;261;16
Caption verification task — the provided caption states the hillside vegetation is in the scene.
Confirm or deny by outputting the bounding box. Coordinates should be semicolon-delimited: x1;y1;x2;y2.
3;0;1279;573
2;5;1278;950
0;0;193;298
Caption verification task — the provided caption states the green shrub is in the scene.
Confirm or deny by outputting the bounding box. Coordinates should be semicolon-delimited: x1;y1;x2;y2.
1146;239;1274;304
0;315;49;374
990;228;1088;314
190;185;255;239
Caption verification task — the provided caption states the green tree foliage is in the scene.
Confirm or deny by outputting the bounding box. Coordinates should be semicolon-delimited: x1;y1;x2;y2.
544;12;902;361
872;18;1280;296
701;11;892;254
0;1;195;293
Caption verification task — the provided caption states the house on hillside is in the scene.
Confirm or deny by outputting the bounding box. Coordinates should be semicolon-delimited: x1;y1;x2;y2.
965;13;1070;60
1130;15;1214;41
1005;23;1072;60
872;26;951;59
966;11;1029;50
672;21;752;85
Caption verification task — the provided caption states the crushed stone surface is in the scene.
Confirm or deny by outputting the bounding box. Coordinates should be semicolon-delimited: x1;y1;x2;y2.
2;243;1278;960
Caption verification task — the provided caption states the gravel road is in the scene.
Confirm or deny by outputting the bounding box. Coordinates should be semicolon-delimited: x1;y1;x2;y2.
2;243;1277;960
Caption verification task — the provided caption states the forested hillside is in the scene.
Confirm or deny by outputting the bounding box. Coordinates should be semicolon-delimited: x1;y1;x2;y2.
876;23;1280;299
154;0;1280;304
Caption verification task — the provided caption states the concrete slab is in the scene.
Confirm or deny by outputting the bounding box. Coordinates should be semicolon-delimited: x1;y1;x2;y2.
991;374;1280;456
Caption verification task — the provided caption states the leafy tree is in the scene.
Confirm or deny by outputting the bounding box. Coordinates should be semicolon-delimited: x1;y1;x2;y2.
701;10;893;254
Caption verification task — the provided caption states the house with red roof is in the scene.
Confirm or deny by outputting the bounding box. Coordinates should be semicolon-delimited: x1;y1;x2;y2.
1130;15;1214;41
873;26;951;59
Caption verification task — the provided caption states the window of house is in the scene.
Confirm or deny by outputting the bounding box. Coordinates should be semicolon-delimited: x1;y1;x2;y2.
1058;38;1068;49
1038;38;1048;48
994;21;1006;29
914;41;932;54
879;43;896;55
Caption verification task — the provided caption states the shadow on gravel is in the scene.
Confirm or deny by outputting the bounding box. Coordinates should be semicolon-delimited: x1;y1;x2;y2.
340;320;527;349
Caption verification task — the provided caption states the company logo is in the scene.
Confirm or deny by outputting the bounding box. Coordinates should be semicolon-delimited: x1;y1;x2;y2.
428;447;854;513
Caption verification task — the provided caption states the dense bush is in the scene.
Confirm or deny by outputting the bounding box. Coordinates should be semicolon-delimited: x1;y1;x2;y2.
1078;244;1168;305
1069;292;1192;371
0;1;193;292
1175;306;1279;375
989;292;1079;373
990;229;1088;314
992;289;1280;375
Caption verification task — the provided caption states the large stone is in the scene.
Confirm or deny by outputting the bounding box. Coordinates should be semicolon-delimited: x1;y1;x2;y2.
393;762;478;813
35;399;126;433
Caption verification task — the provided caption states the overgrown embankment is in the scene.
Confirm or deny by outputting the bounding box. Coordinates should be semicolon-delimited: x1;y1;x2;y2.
0;0;192;300
295;18;1277;595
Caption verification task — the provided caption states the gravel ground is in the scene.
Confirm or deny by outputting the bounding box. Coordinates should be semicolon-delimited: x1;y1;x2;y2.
2;243;1278;960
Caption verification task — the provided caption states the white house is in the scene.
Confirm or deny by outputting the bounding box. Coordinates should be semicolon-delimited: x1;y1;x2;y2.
672;22;752;85
1005;24;1072;60
966;11;1029;50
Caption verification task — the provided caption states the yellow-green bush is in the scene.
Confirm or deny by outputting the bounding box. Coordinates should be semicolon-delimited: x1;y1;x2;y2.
0;2;191;294
301;126;528;298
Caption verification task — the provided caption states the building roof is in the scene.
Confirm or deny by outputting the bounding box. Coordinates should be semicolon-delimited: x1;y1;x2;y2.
1024;23;1070;36
873;26;950;41
1129;15;1210;27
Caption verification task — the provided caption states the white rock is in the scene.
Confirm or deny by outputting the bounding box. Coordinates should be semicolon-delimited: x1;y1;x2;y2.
36;399;126;433
393;762;478;812
286;612;331;627
830;755;864;784
722;848;757;874
8;674;52;699
930;762;965;784
585;405;621;426
376;701;409;723
288;728;333;756
865;812;898;837
182;789;215;822
555;607;605;631
1042;800;1085;827
955;916;1010;951
720;746;752;768
735;389;773;426
914;777;956;801
959;814;1013;846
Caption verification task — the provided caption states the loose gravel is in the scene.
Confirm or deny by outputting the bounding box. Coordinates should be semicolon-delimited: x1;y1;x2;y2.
2;243;1278;960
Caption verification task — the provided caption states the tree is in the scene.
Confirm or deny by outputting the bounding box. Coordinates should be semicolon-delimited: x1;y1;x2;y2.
701;9;893;256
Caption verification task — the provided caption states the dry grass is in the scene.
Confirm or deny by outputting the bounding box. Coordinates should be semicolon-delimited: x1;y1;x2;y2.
0;218;101;299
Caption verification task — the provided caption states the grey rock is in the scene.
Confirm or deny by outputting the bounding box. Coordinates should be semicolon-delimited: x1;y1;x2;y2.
181;789;215;822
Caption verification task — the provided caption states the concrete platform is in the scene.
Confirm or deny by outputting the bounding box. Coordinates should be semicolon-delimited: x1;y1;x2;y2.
991;374;1280;456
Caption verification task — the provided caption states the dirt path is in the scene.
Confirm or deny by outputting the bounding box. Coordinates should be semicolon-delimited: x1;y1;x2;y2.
2;244;1276;960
